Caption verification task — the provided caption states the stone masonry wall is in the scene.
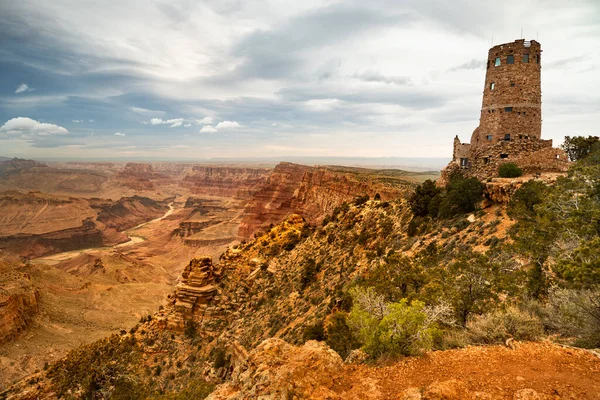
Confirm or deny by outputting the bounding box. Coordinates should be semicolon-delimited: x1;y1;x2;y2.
471;39;542;148
443;39;567;182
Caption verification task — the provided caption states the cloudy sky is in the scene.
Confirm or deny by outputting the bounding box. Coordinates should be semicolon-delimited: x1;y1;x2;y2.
0;0;598;161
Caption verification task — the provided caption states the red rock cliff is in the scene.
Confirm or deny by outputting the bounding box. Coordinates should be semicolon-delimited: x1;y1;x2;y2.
0;268;39;343
239;162;413;238
181;166;271;199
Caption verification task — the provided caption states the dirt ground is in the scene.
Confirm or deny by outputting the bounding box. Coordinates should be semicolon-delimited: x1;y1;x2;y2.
343;342;600;399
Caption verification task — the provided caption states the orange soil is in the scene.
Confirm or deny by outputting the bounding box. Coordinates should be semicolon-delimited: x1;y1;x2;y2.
344;342;600;399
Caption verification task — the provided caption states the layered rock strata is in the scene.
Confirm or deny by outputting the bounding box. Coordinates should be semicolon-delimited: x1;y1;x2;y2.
0;270;40;343
181;166;271;199
239;162;413;237
167;257;222;330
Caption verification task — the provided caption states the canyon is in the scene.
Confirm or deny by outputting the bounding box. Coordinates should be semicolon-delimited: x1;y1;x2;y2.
0;157;429;388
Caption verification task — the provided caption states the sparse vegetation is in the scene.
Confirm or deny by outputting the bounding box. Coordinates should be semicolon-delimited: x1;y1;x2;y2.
498;162;523;178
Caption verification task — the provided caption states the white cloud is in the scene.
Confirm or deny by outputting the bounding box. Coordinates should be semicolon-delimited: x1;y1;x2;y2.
215;120;242;130
200;125;217;133
15;83;34;94
184;123;191;127
72;119;83;123
196;117;214;125
149;117;185;127
0;117;68;139
130;106;165;116
114;132;126;136
89;119;96;123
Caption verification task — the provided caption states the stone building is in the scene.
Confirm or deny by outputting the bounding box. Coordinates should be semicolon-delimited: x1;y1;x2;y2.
443;39;568;181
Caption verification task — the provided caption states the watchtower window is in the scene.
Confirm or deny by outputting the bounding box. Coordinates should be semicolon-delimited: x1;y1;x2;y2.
490;82;495;90
460;158;469;168
500;154;509;159
510;82;516;87
504;134;511;141
536;54;540;64
494;57;501;66
487;135;493;141
507;55;514;64
505;107;513;112
483;157;490;164
523;54;529;63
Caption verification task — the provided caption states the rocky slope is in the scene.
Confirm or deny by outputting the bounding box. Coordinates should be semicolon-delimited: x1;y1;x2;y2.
0;219;104;259
0;192;170;258
94;195;170;231
3;190;600;398
0;192;97;236
0;158;47;176
239;162;414;237
207;339;600;399
181;166;271;199
0;266;39;344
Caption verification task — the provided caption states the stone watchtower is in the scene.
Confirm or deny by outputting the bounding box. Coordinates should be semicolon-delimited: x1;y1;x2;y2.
445;39;567;180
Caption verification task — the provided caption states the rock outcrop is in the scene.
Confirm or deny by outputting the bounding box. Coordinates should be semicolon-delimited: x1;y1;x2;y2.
181;166;271;199
0;158;47;176
0;218;104;258
483;173;564;205
207;338;347;400
115;162;165;190
167;257;222;331
0;268;39;343
239;162;413;237
94;195;169;231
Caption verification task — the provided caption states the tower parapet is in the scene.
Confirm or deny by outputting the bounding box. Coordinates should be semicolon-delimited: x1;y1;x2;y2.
444;39;567;181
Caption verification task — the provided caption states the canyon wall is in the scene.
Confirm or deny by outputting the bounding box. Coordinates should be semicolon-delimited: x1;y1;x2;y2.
0;269;40;343
0;219;104;259
181;166;271;199
239;162;414;238
0;192;97;236
94;195;169;231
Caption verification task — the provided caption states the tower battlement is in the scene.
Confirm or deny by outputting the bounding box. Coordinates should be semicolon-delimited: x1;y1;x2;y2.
442;39;568;181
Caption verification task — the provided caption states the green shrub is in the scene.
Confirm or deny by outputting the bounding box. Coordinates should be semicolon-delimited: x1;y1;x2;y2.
300;258;321;291
507;180;548;219
303;321;326;342
48;335;141;399
155;379;215;400
347;288;444;358
324;312;358;359
212;347;229;370
467;306;544;344
354;194;370;206
561;135;600;161
184;320;197;338
410;180;442;217
544;287;600;348
498;162;523;178
282;231;301;251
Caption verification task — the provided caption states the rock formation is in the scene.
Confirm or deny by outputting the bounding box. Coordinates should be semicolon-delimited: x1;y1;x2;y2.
0;158;47;176
167;257;223;331
181;166;271;199
115;162;165;190
94;195;169;231
239;162;413;237
0;218;104;258
206;338;349;400
0;268;39;343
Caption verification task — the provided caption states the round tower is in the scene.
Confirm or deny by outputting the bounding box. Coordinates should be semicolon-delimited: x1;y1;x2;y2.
470;39;542;149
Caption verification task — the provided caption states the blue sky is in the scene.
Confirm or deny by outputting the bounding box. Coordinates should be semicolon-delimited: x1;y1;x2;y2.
0;0;599;160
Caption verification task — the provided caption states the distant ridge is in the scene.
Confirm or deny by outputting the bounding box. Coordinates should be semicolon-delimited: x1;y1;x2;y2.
32;156;450;172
